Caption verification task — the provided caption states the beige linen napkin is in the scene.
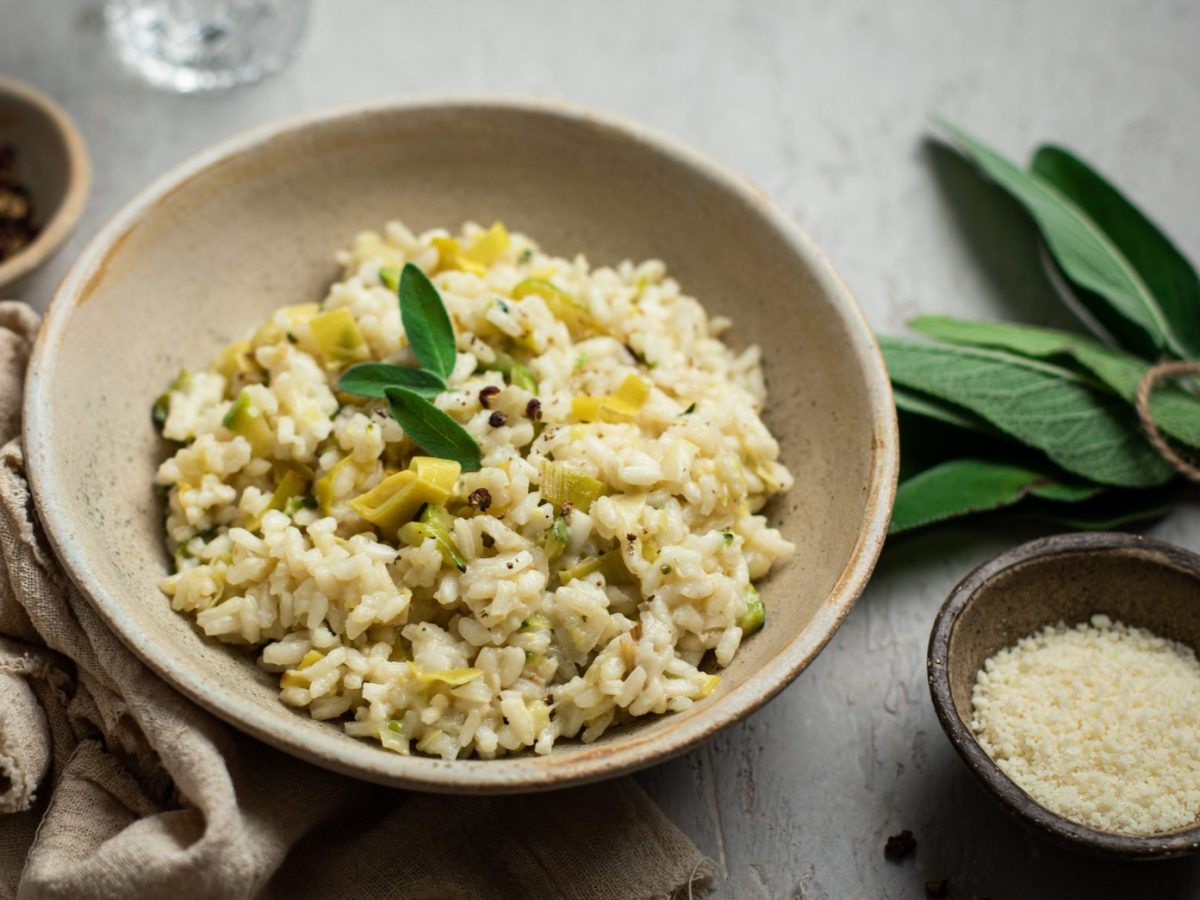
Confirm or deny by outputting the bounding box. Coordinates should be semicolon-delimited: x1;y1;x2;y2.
0;303;713;900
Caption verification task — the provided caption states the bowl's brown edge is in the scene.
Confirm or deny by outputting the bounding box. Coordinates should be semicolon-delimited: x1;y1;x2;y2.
928;531;1200;859
24;93;899;793
0;74;92;290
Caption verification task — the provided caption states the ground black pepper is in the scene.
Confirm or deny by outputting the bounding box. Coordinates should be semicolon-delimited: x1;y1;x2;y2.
488;410;508;428
480;532;495;548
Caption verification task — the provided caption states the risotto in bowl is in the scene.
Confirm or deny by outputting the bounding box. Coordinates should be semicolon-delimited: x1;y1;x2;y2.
25;98;896;790
157;221;794;759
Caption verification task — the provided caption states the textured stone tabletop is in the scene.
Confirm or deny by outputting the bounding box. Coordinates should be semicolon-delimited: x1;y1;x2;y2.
3;1;1199;897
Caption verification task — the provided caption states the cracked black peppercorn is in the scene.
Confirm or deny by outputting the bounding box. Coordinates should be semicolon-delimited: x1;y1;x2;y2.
488;410;508;428
884;830;916;862
479;385;500;409
525;397;542;421
467;488;492;512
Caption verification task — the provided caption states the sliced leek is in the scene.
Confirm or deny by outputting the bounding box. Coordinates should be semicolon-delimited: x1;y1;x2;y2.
511;277;595;335
222;390;274;455
309;307;369;365
248;468;309;531
539;460;608;512
738;585;765;635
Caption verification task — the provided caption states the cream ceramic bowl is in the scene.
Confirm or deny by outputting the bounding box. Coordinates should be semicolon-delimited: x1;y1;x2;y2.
24;97;897;792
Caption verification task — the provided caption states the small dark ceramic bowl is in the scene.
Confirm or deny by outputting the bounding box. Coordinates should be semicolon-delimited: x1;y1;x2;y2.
0;75;90;292
928;532;1200;859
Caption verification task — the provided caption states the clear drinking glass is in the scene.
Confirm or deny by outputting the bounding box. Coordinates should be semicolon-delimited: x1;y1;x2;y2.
105;0;311;93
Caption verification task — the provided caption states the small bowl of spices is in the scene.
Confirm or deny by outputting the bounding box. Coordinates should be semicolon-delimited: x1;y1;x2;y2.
928;532;1200;859
0;75;90;292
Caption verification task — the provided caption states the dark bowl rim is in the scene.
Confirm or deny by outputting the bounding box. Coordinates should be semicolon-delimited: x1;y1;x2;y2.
927;531;1200;859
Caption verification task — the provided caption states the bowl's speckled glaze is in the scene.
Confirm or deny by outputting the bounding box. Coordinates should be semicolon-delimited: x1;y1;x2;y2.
25;96;897;792
929;532;1200;859
0;75;90;293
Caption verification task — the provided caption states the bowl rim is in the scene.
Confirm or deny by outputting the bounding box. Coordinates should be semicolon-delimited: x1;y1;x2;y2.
0;74;91;291
24;93;899;792
927;531;1200;858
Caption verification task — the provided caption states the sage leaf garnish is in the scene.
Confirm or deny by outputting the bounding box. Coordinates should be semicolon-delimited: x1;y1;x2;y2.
338;363;447;401
889;458;1100;535
909;316;1200;449
400;263;458;379
938;121;1182;357
1032;146;1200;359
385;386;481;472
880;337;1174;488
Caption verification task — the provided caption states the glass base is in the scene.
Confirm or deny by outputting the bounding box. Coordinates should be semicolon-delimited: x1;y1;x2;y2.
105;0;309;94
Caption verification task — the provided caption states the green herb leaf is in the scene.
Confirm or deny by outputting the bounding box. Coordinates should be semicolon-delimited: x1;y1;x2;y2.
937;121;1180;357
385;386;481;472
400;263;458;379
1023;481;1180;531
1032;146;1200;359
892;385;999;437
880;336;1174;487
889;457;1101;535
338;363;447;401
910;316;1200;448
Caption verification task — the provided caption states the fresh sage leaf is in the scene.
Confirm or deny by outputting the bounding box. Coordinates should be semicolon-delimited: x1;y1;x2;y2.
1032;146;1200;359
338;363;446;401
938;121;1181;357
896;403;1011;482
910;316;1200;448
880;336;1174;487
890;457;1100;535
400;263;458;379
1038;242;1156;359
1022;481;1180;531
385;386;481;472
892;385;999;436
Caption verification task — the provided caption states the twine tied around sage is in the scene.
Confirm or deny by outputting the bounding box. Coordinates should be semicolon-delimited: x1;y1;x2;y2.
1136;361;1200;484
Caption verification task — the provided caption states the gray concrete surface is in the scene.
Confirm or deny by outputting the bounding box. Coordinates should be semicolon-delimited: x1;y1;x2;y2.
4;1;1199;896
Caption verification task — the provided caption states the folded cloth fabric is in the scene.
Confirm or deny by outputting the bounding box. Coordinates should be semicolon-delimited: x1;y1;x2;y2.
0;303;713;900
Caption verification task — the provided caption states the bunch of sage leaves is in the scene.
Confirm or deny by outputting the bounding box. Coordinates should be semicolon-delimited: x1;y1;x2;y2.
885;122;1200;535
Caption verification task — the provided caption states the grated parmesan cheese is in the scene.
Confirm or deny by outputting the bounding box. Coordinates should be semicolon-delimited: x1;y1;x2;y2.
970;614;1200;835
